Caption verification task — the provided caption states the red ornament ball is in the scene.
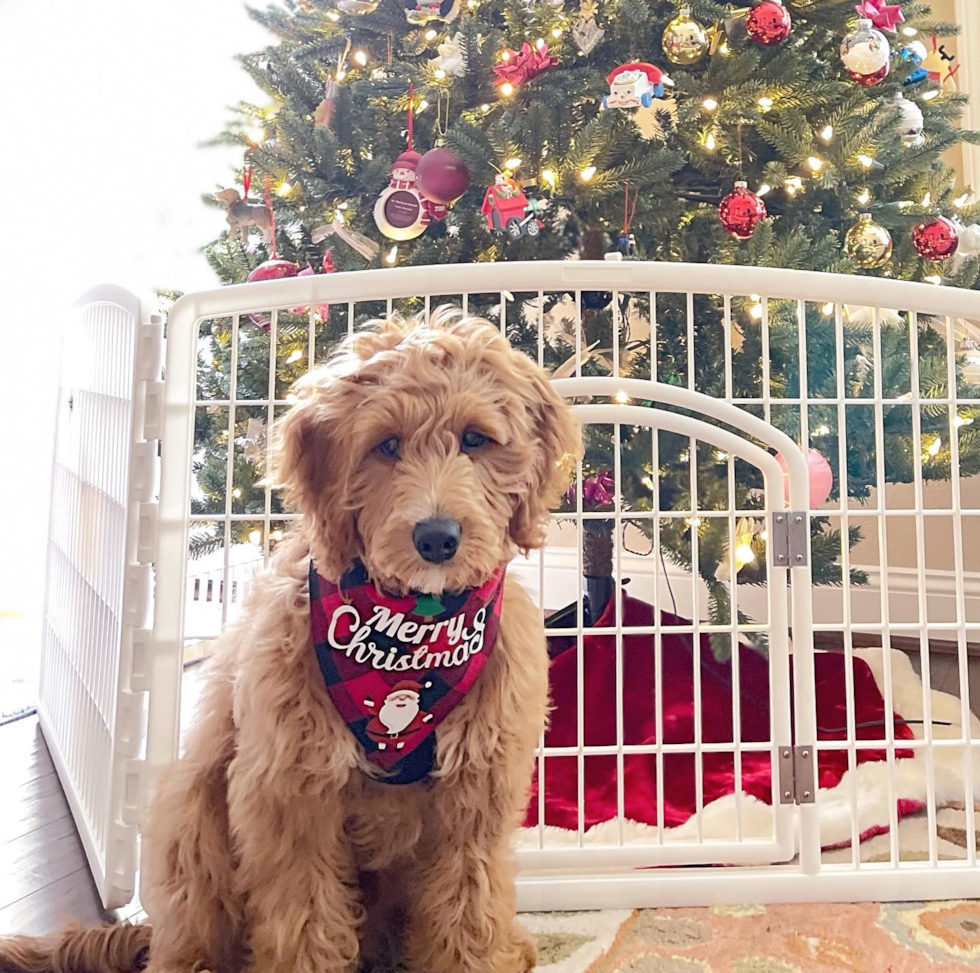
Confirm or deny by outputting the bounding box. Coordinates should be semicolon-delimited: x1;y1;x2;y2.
719;181;767;240
247;258;301;283
912;216;959;261
246;259;301;329
415;147;471;205
746;0;792;45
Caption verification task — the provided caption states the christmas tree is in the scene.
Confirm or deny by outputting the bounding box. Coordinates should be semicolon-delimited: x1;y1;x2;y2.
191;0;980;644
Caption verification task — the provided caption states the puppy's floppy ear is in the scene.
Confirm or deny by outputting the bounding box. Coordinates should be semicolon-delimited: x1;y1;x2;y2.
269;374;360;579
509;366;582;551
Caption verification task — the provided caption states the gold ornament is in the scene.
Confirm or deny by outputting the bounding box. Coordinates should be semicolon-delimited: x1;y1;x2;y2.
662;6;710;64
844;213;893;269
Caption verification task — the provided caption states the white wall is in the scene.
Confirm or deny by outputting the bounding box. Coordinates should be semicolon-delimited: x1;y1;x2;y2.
0;1;267;636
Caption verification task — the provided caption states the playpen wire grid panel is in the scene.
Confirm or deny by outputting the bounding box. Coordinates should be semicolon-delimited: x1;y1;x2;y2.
39;286;162;909
155;261;979;908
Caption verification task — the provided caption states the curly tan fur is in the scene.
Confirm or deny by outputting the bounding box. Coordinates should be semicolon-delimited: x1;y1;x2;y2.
0;308;581;973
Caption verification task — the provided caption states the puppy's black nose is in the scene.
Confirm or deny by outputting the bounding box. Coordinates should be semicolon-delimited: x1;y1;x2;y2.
413;517;461;564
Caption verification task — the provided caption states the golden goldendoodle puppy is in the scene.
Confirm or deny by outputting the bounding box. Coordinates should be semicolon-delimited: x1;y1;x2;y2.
0;308;580;973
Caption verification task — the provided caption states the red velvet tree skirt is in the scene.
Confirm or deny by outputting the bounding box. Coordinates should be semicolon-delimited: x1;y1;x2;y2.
525;593;931;849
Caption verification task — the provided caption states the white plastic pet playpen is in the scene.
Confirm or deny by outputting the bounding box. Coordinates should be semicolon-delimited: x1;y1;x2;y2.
39;262;979;912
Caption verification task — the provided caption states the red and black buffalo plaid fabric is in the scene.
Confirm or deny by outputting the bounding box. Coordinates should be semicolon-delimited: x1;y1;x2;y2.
310;559;505;784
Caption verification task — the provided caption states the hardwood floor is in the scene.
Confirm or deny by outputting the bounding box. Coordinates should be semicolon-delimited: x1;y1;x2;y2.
0;717;105;936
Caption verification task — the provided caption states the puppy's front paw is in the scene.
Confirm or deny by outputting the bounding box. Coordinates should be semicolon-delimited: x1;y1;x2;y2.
504;922;536;973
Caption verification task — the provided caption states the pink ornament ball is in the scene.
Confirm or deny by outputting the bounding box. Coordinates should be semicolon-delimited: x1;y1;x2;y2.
775;447;834;507
287;265;331;322
246;259;301;329
415;147;471;205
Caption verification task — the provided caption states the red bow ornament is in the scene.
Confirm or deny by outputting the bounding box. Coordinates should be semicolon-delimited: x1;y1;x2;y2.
493;42;559;87
854;0;904;32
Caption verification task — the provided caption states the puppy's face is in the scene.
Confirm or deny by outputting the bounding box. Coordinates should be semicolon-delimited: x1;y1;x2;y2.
273;311;581;594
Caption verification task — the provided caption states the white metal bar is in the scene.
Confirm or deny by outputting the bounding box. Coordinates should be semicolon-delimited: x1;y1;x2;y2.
833;302;861;865
614;419;625;845
651;427;666;845
171;262;980;322
869;307;901;868
907;311;940;868
726;453;743;843
761;297;771;425
945;314;978;865
650;291;658;382
689;434;704;843
536;291;546;850
221;314;240;627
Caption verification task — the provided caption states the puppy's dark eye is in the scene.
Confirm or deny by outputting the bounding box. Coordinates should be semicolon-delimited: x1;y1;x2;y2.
461;429;489;453
376;436;401;459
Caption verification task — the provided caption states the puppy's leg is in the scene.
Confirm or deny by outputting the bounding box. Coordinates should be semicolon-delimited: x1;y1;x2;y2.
230;783;363;973
402;767;536;973
140;675;245;973
402;586;548;973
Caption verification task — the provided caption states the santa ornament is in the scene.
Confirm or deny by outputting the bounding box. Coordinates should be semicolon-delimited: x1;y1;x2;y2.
602;62;671;110
309;559;506;783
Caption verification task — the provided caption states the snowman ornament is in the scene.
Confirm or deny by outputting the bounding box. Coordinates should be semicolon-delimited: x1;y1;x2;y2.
374;149;428;240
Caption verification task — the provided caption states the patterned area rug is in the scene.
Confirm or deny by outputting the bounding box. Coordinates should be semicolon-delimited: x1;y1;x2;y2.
526;900;980;971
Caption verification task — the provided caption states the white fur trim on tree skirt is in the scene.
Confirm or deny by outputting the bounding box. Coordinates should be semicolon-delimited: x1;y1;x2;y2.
518;649;980;852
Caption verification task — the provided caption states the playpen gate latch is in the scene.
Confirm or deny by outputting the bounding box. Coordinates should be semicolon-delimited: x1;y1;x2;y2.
778;745;816;805
770;512;808;568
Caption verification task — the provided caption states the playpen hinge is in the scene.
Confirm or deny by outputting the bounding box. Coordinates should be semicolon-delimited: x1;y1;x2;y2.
770;512;808;568
138;315;165;382
778;745;816;805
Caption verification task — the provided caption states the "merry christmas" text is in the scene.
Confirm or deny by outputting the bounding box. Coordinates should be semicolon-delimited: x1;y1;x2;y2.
326;604;488;671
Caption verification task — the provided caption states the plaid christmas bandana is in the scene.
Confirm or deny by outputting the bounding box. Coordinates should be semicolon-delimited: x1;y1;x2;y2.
310;560;506;784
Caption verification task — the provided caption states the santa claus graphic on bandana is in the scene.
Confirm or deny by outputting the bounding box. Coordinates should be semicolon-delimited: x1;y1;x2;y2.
365;680;435;750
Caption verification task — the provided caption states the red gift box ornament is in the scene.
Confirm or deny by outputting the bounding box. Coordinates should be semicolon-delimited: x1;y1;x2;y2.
493;42;559;88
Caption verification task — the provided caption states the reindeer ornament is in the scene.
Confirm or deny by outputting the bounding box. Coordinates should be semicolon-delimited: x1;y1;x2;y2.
215;188;275;246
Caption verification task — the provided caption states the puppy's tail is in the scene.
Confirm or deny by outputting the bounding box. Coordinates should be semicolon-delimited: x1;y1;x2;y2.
0;922;150;973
